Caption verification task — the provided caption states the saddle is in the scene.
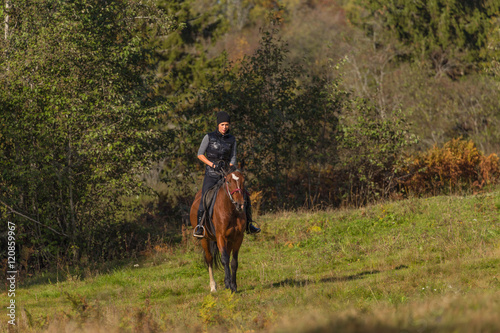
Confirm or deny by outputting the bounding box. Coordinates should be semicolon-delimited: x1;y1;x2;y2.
201;177;225;235
200;165;238;235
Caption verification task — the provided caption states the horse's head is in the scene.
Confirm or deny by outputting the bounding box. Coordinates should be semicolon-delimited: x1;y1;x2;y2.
224;169;246;212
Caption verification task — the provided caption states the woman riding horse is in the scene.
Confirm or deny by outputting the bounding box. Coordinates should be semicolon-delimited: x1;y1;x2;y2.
193;111;260;238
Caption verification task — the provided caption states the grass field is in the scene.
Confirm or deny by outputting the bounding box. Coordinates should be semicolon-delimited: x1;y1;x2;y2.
1;189;500;332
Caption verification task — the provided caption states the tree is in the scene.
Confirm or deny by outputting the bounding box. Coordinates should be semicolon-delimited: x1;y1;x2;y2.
336;99;417;204
186;26;344;208
485;17;500;80
0;0;172;268
348;0;500;78
152;0;228;102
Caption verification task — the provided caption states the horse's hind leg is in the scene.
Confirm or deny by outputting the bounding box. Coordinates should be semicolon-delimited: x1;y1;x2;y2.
208;263;216;292
201;239;217;292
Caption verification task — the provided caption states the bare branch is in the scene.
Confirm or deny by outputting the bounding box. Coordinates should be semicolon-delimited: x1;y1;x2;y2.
0;199;68;237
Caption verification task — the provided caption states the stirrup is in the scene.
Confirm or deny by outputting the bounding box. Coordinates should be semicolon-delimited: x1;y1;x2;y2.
193;225;206;238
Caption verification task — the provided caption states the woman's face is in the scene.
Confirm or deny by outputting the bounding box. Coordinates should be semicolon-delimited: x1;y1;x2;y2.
218;122;230;134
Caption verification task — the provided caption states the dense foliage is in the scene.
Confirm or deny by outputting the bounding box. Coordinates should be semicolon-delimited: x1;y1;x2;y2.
347;0;500;78
0;0;171;267
152;0;228;101
186;29;341;208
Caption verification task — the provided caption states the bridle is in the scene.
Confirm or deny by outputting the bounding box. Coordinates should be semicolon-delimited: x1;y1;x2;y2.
222;169;247;208
226;181;245;206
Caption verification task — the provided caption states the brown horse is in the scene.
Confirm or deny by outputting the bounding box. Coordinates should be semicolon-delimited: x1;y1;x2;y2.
189;167;247;293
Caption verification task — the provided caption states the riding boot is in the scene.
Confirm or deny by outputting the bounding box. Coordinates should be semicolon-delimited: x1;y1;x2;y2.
244;197;261;234
193;209;205;238
247;221;261;234
245;200;260;234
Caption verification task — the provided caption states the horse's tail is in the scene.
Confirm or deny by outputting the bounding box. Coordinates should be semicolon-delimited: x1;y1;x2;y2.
206;240;222;270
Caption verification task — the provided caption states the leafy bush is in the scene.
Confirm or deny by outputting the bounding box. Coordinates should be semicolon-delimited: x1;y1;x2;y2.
336;99;418;205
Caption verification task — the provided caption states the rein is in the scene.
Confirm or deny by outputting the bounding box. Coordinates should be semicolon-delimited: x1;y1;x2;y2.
230;188;244;195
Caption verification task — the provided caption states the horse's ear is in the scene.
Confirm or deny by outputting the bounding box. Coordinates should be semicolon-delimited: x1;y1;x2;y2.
239;159;245;171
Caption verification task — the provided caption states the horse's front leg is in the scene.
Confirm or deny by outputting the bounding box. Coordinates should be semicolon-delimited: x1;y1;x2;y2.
230;250;239;292
229;224;245;293
220;245;232;290
217;235;233;290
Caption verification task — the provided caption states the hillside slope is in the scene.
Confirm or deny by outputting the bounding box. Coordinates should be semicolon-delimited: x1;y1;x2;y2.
2;189;500;332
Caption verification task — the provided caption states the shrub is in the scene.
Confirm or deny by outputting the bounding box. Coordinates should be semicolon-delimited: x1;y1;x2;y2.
399;138;500;195
336;98;417;205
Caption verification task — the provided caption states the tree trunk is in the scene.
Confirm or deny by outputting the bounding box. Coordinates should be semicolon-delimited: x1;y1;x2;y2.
4;0;10;41
67;137;76;243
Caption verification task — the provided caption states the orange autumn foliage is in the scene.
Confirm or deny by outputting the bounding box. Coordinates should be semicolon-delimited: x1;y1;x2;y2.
399;138;500;194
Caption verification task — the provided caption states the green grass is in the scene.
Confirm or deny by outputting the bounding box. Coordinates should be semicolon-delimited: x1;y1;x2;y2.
2;189;500;332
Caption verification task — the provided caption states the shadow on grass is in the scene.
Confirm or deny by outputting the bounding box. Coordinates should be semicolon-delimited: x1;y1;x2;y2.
242;265;410;292
270;270;382;289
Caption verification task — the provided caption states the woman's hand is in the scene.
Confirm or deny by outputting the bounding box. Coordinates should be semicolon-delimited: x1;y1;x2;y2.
213;161;223;171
